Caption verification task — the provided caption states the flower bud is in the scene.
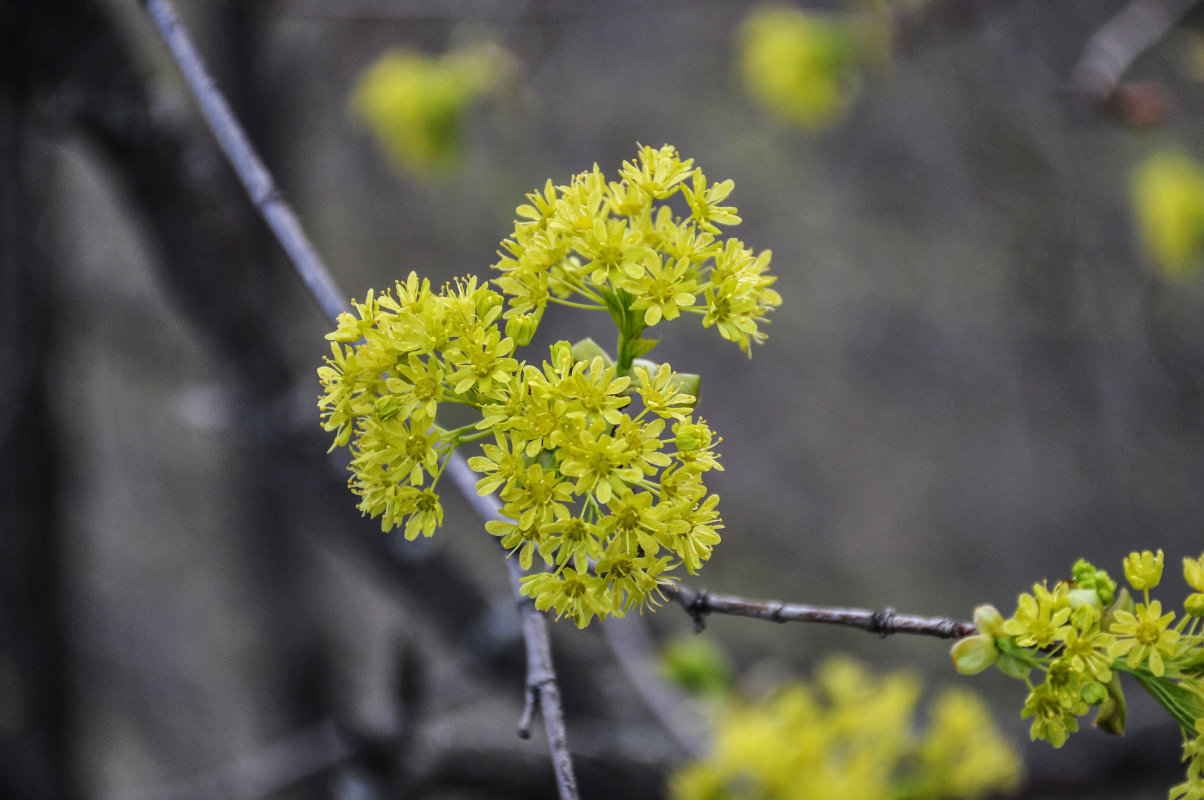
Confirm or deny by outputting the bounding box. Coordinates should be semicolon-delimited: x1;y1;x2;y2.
506;313;539;347
1185;554;1204;592
1123;549;1164;591
675;423;705;452
1186;593;1204;618
973;605;1005;638
951;634;1000;675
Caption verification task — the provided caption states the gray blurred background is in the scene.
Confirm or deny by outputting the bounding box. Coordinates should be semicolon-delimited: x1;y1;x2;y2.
4;0;1204;798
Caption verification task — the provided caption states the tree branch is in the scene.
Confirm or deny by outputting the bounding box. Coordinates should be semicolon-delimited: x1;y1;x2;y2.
442;454;580;800
667;584;977;640
138;3;579;798
142;0;350;325
1072;0;1200;123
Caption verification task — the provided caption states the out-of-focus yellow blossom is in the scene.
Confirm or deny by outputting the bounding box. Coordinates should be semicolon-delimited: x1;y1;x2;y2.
352;41;513;175
670;656;1022;800
1132;151;1204;279
736;6;879;131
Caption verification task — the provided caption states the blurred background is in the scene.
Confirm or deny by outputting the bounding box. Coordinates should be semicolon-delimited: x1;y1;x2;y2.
4;0;1204;797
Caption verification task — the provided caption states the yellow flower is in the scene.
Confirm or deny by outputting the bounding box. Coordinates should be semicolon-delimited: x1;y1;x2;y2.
681;169;741;233
521;567;613;629
621;254;699;326
633;362;698;420
1108;600;1181;677
920;689;1024;798
1021;682;1084;748
1056;619;1116;683
1002;582;1071;649
1124;548;1165;592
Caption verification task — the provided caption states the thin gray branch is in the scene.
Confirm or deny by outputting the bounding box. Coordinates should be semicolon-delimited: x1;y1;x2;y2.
668;584;976;640
142;0;350;324
443;454;580;800
138;3;579;798
1073;0;1200;103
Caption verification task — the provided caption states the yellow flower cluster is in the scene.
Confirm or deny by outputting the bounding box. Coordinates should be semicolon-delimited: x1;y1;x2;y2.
319;147;774;627
352;42;512;176
492;144;780;360
671;657;1022;800
952;552;1204;798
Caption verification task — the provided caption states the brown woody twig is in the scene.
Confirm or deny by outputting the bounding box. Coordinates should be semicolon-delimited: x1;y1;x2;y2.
668;584;977;640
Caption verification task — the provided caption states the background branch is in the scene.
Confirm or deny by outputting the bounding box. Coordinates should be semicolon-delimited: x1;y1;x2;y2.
1072;0;1200;122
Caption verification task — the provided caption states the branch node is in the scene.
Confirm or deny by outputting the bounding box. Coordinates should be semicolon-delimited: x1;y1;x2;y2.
769;602;786;623
517;685;538;740
517;671;556;740
869;607;897;638
253;185;282;210
936;618;959;639
686;588;709;633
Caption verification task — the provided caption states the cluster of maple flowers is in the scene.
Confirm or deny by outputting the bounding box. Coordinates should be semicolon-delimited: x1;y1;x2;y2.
952;550;1204;799
318;145;779;627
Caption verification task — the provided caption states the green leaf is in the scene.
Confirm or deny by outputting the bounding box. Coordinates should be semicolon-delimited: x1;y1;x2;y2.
1123;667;1204;733
628;335;661;360
571;337;614;367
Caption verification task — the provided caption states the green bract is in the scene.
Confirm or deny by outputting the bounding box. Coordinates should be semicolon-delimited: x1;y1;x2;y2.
318;146;778;628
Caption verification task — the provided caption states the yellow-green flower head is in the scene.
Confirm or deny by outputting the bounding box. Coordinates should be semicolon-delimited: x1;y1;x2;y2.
491;144;780;356
1071;558;1117;607
318;273;516;535
1123;548;1165;592
468;342;727;627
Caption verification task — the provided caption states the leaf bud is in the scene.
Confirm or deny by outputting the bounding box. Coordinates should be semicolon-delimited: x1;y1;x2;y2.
951;634;1000;675
973;604;1005;637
